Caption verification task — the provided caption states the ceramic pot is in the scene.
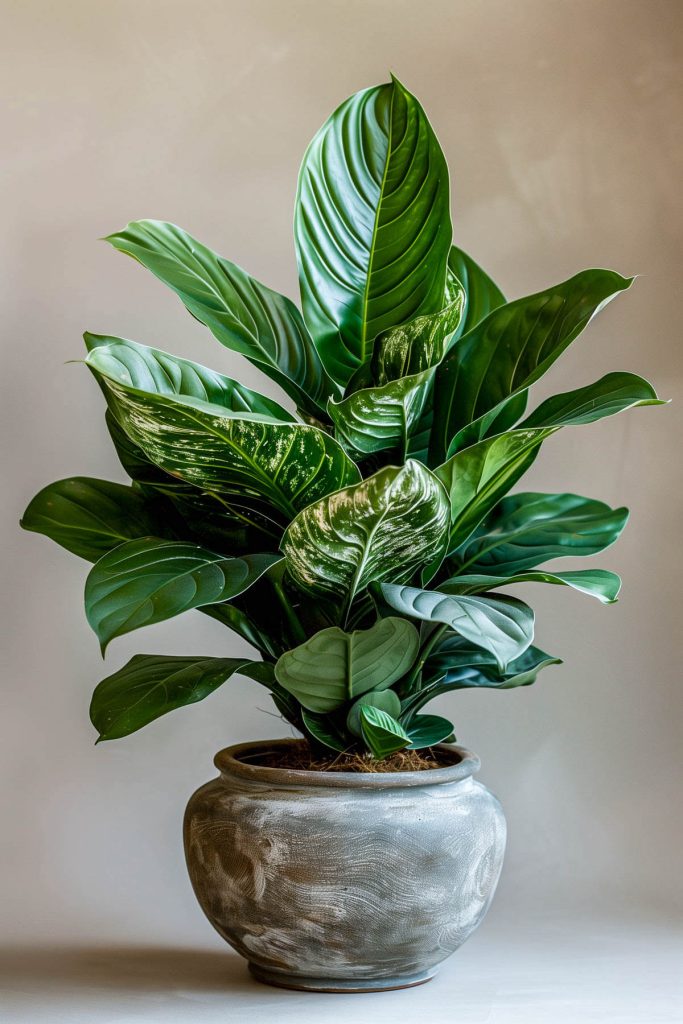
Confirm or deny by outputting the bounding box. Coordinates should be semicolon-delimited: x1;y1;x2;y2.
183;739;506;992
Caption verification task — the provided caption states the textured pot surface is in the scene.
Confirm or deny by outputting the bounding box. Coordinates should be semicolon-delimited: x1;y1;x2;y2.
184;739;506;992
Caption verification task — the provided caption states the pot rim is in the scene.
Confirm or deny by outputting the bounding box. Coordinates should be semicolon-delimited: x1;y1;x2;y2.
213;738;480;789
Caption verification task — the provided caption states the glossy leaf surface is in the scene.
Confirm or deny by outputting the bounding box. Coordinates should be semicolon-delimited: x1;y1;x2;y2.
282;460;450;611
85;333;295;422
295;77;451;385
381;583;534;670
371;293;465;384
328;367;434;457
431;269;633;460
360;705;411;759
87;347;360;531
406;714;455;749
90;654;272;740
85;539;280;649
105;221;335;418
436;428;554;552
446;246;506;341
347;689;401;738
452;492;629;575
274;617;419;713
403;640;562;717
441;569;621;603
21;477;160;562
519;372;666;429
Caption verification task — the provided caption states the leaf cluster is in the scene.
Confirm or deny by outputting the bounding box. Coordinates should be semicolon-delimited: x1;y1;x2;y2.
21;77;664;758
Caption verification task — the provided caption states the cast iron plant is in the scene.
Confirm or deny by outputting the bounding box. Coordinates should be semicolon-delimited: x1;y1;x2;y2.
22;77;664;760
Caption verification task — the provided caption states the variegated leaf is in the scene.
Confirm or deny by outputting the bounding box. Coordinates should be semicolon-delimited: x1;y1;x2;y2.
282;460;450;613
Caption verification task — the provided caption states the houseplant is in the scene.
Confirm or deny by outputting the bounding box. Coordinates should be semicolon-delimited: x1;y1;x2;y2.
21;76;663;991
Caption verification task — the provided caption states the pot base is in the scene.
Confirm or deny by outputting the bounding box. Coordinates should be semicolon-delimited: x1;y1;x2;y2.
248;962;437;993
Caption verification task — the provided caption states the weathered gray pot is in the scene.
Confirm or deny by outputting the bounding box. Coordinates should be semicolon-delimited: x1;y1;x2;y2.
184;739;506;992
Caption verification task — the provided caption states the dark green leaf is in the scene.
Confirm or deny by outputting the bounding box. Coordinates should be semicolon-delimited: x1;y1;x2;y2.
85;333;295;421
274;617;419;713
402;253;504;462
90;654;271;740
430;269;633;461
21;477;160;562
360;705;411;759
381;583;534;671
328;367;434;457
452;491;629;575
282;460;450;613
347;689;401;738
519;372;666;429
294;77;451;386
104;222;336;419
446;246;506;340
441;569;621;603
406;714;455;749
424;635;560;682
371;293;465;384
436;428;553;552
300;710;349;752
405;641;562;718
85;539;281;650
87;345;360;532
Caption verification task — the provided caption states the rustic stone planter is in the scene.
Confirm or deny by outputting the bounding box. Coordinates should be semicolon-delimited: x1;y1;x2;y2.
183;739;506;992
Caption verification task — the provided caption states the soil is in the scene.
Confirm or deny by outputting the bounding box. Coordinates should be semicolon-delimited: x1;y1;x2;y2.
253;740;452;773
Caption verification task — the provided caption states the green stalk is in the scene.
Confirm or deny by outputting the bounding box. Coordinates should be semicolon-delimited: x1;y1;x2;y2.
400;622;449;699
272;576;306;646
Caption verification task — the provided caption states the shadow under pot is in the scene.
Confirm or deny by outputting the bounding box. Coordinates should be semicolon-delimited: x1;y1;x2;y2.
183;739;506;993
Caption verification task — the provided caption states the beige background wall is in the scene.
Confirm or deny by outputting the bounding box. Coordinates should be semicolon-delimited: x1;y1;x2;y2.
2;0;682;946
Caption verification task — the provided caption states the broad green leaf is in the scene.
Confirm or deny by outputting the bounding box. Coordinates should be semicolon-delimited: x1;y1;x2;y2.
347;689;401;738
201;601;282;660
104;221;336;419
198;602;282;659
328;367;434;457
446;246;506;341
334;296;464;458
430;269;633;461
438;368;656;554
87;349;360;532
451;370;664;455
300;710;349;752
282;460;450;613
90;654;273;740
381;583;534;671
295;77;451;386
519;372;666;429
360;705;411;759
85;539;281;650
406;714;455;749
436;428;554;552
404;252;504;462
20;477;160;562
423;635;560;684
441;569;622;604
452;492;629;575
103;409;275;553
404;641;561;718
105;408;188;494
371;293;465;385
87;336;306;543
274;617;420;713
84;333;295;422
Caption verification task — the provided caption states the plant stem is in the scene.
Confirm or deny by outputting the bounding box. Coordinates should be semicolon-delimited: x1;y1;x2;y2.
400;622;449;698
272;577;306;646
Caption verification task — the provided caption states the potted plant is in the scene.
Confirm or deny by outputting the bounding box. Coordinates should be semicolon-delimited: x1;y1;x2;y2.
21;76;663;992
